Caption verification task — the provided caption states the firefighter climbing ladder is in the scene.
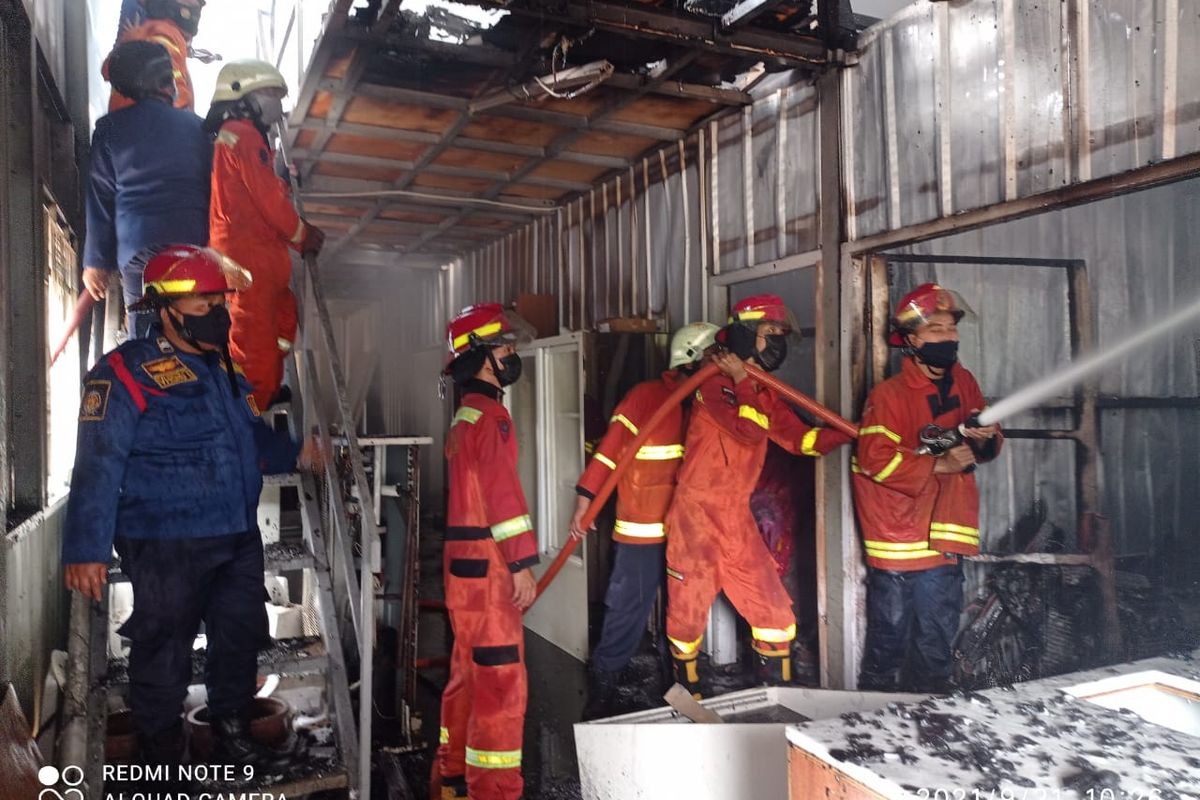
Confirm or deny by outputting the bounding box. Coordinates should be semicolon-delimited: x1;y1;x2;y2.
60;251;386;798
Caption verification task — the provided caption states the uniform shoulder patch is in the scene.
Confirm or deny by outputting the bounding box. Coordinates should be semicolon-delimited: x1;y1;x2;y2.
141;356;198;389
497;419;511;442
81;380;112;422
246;394;261;417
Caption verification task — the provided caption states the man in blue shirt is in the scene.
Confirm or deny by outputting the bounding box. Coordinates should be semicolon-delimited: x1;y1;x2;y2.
82;40;211;338
63;245;318;771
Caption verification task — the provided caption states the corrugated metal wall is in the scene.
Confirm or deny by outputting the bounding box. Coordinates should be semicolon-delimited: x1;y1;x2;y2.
843;0;1200;240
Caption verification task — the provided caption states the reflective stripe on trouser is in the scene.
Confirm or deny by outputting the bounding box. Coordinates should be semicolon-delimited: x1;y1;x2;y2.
227;247;298;410
438;541;526;800
859;564;963;692
665;494;795;661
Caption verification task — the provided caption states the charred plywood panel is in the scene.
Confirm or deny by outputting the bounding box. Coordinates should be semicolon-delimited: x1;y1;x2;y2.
411;173;494;194
501;184;567;201
314;161;406;183
342;97;460;134
433;147;529;175
526;160;610;185
325;133;429;163
609;95;716;128
568;130;657;158
461;117;565;147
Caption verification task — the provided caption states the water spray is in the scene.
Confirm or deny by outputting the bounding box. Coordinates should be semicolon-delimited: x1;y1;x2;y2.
915;294;1200;453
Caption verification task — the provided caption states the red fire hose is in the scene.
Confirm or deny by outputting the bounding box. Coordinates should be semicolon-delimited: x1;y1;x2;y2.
530;362;858;606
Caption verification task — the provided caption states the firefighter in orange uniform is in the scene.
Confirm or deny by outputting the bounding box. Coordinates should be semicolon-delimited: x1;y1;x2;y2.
205;61;325;410
571;322;719;717
437;304;539;800
665;295;853;696
107;0;205;112
853;283;1002;693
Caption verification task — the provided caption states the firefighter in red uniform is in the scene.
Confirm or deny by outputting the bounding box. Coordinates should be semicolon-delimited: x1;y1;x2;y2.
665;295;853;696
571;322;719;717
853;283;1002;693
107;0;205;112
205;60;325;410
437;304;539;800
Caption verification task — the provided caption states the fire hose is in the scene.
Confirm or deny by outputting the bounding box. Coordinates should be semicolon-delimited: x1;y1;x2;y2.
531;361;858;606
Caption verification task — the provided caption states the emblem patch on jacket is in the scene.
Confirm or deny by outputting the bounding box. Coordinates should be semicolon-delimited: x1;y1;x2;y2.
247;395;261;417
141;356;198;389
721;386;737;405
80;380;111;422
497;420;511;442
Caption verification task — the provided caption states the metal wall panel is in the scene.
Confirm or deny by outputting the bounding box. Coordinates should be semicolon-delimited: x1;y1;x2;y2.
845;0;1196;241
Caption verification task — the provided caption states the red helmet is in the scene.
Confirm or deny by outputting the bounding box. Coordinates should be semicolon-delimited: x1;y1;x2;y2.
129;245;251;310
444;303;535;370
888;283;970;346
729;293;792;327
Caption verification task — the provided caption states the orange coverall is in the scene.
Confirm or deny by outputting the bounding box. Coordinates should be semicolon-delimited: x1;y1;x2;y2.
853;358;1004;569
576;372;685;545
209;118;304;410
665;373;851;664
106;20;194;112
438;382;539;800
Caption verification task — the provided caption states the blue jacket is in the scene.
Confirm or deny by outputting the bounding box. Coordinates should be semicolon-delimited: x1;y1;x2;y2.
62;330;299;564
83;99;212;304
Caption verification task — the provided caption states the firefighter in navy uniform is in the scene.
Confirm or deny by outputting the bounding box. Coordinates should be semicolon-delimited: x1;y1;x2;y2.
437;304;538;800
853;283;1002;693
62;245;319;771
571;322;719;718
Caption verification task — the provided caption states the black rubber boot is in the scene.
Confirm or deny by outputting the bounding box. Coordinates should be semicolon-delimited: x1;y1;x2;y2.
582;668;622;721
672;656;704;699
754;653;793;687
210;714;293;776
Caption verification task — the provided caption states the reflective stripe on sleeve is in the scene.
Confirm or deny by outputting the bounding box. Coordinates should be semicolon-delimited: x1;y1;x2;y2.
611;414;639;435
929;523;980;546
490;514;533;542
800;429;819;456
858;425;902;444
453;406;483;426
594;453;616;470
737;405;770;430
465;747;522;769
291;219;306;244
439;726;449;745
873;452;904;482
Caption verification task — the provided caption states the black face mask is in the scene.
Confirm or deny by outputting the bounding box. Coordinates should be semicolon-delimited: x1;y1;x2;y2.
490;352;523;387
756;334;788;372
171;303;231;348
914;340;958;370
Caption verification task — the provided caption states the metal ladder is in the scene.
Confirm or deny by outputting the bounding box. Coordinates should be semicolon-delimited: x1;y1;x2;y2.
60;254;382;798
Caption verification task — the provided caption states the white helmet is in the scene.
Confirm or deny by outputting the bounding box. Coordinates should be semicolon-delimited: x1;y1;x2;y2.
669;322;719;369
211;60;288;103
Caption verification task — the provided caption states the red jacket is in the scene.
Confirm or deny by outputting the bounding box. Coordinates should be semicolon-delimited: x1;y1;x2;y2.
445;384;539;572
106;20;194;112
674;372;851;503
209;119;304;282
852;358;1003;571
577;373;685;545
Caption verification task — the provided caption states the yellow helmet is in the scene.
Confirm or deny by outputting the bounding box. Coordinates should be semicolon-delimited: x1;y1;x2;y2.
211;60;288;103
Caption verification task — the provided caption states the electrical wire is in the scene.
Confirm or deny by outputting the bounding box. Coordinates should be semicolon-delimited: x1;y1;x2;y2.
300;189;559;213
